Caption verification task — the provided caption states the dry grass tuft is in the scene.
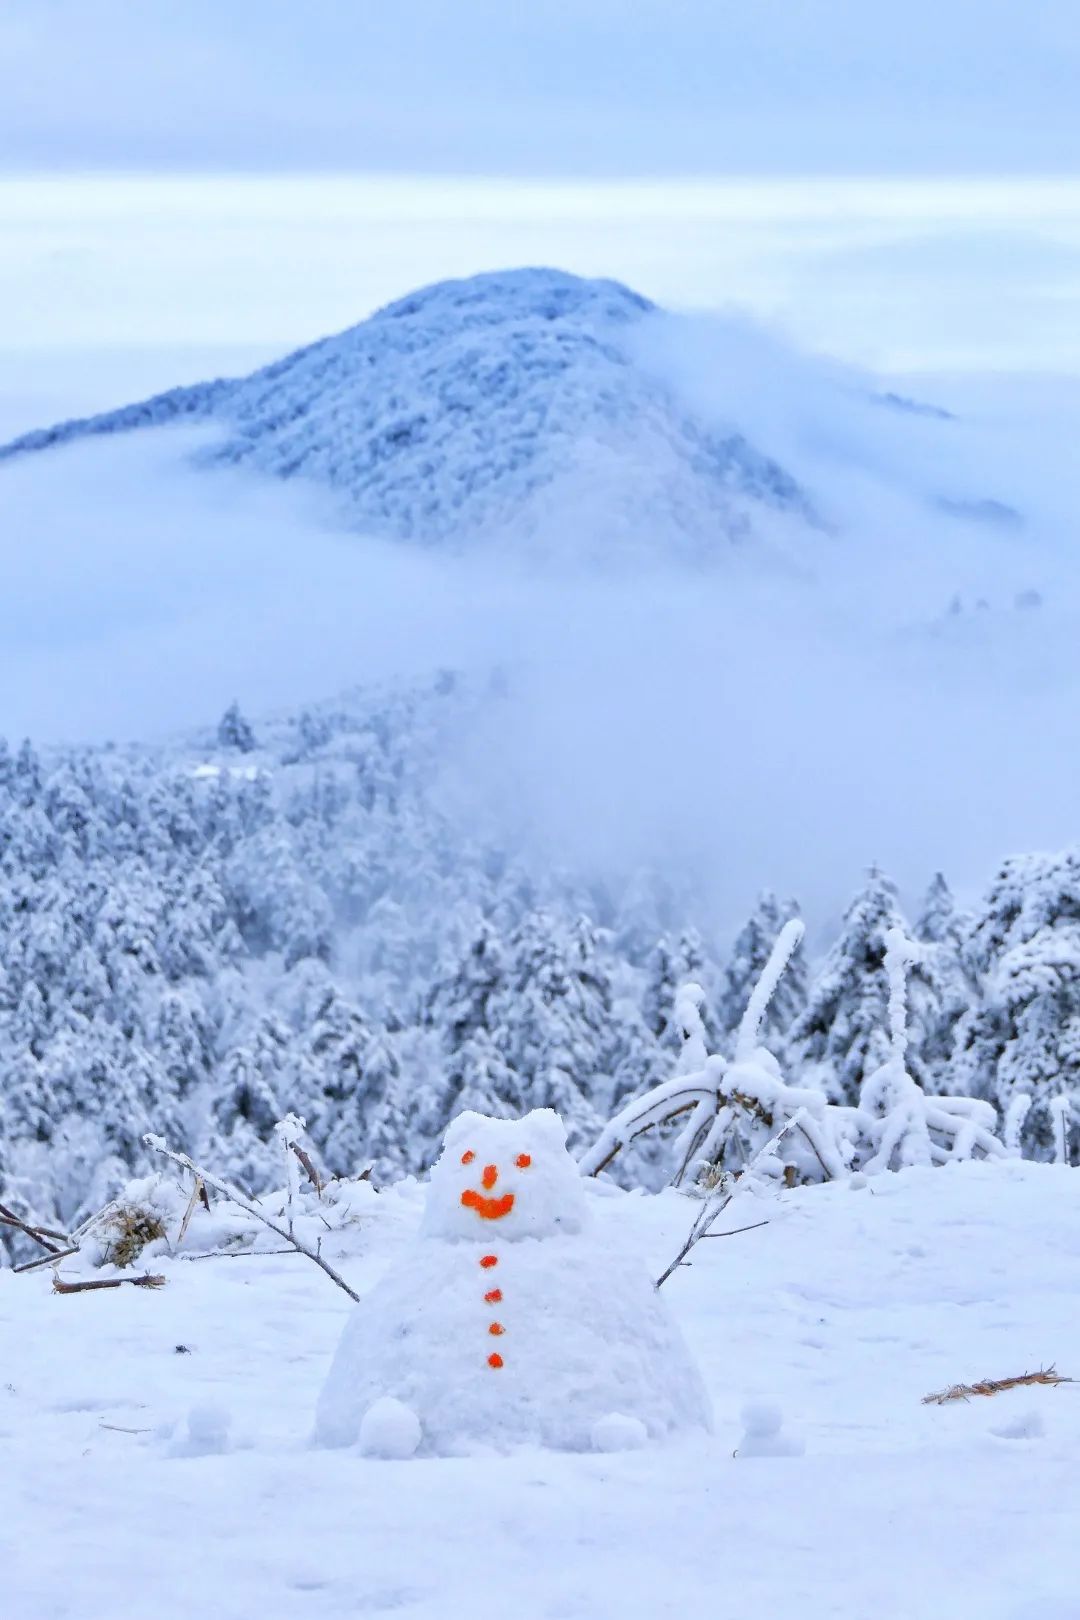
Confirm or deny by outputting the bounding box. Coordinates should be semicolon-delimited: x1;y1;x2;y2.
103;1204;168;1269
922;1366;1074;1405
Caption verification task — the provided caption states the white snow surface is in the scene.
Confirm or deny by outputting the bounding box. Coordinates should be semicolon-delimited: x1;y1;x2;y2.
4;1159;1080;1618
317;1110;710;1452
0;268;811;555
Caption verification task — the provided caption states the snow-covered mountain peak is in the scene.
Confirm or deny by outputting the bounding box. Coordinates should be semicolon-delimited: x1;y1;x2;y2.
0;267;813;554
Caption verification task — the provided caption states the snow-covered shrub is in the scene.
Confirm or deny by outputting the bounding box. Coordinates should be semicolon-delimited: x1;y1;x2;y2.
582;920;849;1186
853;931;1003;1172
583;922;1004;1186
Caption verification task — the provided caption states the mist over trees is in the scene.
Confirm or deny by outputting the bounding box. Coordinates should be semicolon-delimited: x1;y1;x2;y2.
1;682;1077;1253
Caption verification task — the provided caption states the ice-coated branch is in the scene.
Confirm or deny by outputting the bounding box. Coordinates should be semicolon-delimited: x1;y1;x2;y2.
144;1133;360;1302
735;918;805;1061
1049;1094;1072;1165
578;1070;719;1176
1003;1093;1033;1157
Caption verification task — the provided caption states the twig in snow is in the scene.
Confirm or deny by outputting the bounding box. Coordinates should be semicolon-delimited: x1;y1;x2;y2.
699;1220;770;1240
922;1366;1074;1404
655;1112;803;1289
53;1272;165;1294
178;1248;296;1261
143;1133;359;1302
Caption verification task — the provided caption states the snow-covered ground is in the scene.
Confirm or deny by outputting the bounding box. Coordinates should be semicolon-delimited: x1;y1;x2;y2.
4;1159;1079;1620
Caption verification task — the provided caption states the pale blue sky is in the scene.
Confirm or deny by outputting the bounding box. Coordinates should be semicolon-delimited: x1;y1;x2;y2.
1;0;1077;175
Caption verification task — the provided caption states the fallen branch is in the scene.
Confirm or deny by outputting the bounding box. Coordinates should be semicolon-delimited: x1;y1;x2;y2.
922;1366;1074;1405
53;1272;165;1294
655;1112;803;1289
144;1133;359;1302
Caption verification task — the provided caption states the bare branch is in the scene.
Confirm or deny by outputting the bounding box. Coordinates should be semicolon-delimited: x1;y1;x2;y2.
655;1111;804;1289
13;1247;80;1273
0;1202;72;1255
144;1133;359;1302
699;1220;770;1240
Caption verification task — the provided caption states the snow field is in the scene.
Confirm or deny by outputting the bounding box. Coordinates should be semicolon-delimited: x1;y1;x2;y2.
3;1160;1080;1619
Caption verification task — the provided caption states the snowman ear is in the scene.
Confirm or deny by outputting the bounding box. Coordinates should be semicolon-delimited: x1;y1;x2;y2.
442;1110;492;1152
520;1109;569;1155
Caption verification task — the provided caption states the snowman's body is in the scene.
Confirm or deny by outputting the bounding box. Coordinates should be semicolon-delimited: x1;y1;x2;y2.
316;1109;712;1455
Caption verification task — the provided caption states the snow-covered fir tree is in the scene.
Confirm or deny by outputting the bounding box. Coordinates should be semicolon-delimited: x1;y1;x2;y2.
913;872;973;1079
952;849;1080;1162
789;867;933;1104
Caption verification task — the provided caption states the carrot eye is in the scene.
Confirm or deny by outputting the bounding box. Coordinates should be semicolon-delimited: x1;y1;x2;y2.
516;1154;532;1169
461;1150;475;1165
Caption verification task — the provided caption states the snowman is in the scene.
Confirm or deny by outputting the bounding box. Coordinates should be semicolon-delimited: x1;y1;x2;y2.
315;1108;712;1456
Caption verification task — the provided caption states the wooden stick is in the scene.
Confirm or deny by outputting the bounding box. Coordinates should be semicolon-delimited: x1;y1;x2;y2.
53;1272;165;1294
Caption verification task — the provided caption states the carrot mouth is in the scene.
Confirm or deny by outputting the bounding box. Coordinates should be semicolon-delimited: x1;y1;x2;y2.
460;1189;516;1220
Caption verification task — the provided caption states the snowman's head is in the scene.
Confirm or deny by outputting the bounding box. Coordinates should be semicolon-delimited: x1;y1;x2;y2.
421;1109;589;1243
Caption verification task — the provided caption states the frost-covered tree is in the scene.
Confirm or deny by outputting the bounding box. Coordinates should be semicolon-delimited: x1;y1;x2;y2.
217;701;256;753
789;868;924;1104
642;929;721;1053
913;873;973;1078
952;849;1080;1162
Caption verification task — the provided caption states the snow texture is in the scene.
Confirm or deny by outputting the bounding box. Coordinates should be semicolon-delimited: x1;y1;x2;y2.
316;1109;711;1454
0;268;812;554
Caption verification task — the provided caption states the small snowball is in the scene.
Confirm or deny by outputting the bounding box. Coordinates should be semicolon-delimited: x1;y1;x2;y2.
848;1173;868;1190
591;1413;648;1453
736;1402;804;1458
359;1397;422;1460
169;1402;231;1457
740;1401;782;1438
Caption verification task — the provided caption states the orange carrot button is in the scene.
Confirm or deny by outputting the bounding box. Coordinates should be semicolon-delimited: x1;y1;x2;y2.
484;1288;502;1304
480;1254;498;1269
488;1353;504;1369
488;1322;505;1336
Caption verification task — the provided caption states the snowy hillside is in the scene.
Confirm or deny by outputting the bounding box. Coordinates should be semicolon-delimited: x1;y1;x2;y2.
4;1159;1079;1620
0;268;815;552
